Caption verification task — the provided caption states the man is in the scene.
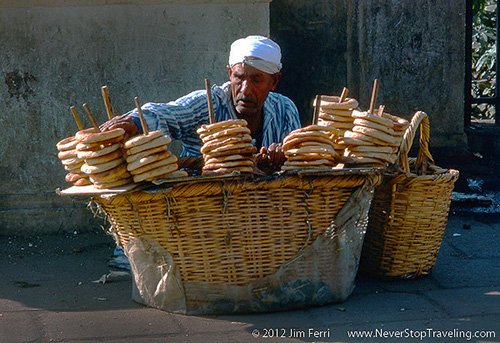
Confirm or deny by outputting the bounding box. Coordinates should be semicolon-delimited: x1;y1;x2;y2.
101;35;301;171
102;35;301;270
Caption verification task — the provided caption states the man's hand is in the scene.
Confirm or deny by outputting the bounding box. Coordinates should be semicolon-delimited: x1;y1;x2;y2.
99;114;139;140
256;142;285;173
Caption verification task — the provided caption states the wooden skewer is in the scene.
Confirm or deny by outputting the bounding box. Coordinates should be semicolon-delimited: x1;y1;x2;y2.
377;105;385;117
368;79;380;115
134;96;149;136
312;95;321;125
70;106;84;130
101;85;114;120
82;103;100;131
339;87;349;103
205;79;216;124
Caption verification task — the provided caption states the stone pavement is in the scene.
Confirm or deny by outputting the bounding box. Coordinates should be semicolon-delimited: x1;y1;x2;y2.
1;211;499;343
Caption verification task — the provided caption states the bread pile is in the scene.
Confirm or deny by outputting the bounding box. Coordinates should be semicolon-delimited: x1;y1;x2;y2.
123;130;186;182
75;128;133;189
56;136;91;186
197;119;257;176
281;125;341;171
343;110;409;167
316;95;359;156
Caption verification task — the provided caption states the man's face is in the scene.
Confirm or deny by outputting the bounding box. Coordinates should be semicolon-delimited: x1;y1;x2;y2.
228;63;280;116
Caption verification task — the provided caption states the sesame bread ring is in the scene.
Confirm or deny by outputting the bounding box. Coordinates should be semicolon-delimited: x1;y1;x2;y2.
74;177;92;186
81;158;125;175
124;130;165;149
344;130;390;146
319;112;354;122
64;162;84;172
125;145;168;163
342;136;375;146
77;128;125;144
283;136;334;151
197;119;248;135
129;156;178;176
352;126;400;145
76;135;125;151
381;113;410;131
85;150;123;166
74;128;100;141
58;149;77;160
56;136;78;152
285;145;337;156
133;164;179;183
207;142;255;154
201;166;254;176
127;152;177;172
203;145;257;158
126;135;172;156
351;110;394;128
90;164;130;183
319;108;354;117
353;118;396;135
77;143;121;159
93;176;134;189
349;145;395;154
200;127;251;142
60;156;83;166
200;134;253;154
203;159;254;170
316;96;359;110
204;154;252;164
283;130;331;143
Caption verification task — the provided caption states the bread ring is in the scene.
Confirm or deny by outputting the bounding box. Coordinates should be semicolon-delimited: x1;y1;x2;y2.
160;170;189;179
206;142;255;154
203;145;257;157
76;135;125;151
85;150;123;166
126;136;172;156
349;145;395;154
319;112;354;122
127;152;177;172
73;177;92;186
93;176;134;189
285;145;337;156
129;156;178;176
315;96;359;109
74;128;100;141
56;136;78;152
126;145;168;163
290;125;340;135
124;130;165;149
60;156;83;166
283;136;334;151
90;164;130;183
77;128;125;144
353;118;396;135
381;113;410;131
64;162;84;172
197;119;248;135
344;130;392;146
351;110;394;128
204;154;253;164
81;158;125;175
133;164;179;182
58;149;77;160
352;126;400;145
203;159;254;170
347;151;395;163
342;136;375;146
200;127;251;142
65;173;81;183
344;155;384;165
201;166;254;176
283;159;336;166
200;134;253;154
77;143;121;159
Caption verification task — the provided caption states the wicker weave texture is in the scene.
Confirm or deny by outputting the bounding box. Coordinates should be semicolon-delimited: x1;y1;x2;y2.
96;174;368;285
360;112;459;278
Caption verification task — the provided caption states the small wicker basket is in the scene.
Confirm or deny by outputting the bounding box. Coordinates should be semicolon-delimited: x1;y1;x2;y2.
93;169;381;314
360;111;459;278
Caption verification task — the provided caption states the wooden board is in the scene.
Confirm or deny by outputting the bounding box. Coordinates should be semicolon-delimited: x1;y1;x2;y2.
56;183;141;196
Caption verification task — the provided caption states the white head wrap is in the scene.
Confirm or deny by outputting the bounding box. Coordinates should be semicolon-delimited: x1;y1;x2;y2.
228;35;282;74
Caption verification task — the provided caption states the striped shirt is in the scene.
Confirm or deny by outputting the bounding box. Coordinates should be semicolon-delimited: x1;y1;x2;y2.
128;81;301;157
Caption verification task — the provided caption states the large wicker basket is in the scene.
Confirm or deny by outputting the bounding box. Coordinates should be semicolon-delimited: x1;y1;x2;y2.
93;169;381;314
360;111;459;278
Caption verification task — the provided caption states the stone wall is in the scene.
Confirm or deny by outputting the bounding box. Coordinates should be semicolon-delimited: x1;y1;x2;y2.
271;0;467;148
0;0;270;235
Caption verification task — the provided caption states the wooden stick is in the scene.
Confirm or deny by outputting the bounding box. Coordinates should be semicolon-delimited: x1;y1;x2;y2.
377;105;385;117
134;96;149;136
82;103;100;131
368;79;380;115
101;85;114;120
339;87;349;103
312;95;321;125
205;79;216;124
70;106;84;130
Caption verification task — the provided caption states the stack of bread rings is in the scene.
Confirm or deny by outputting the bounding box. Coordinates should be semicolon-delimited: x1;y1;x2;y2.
124;130;186;182
317;95;359;156
56;136;91;186
197;119;257;176
281;125;341;171
76;128;133;189
343;110;409;167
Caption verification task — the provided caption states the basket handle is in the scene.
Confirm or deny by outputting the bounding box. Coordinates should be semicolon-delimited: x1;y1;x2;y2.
397;111;435;174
